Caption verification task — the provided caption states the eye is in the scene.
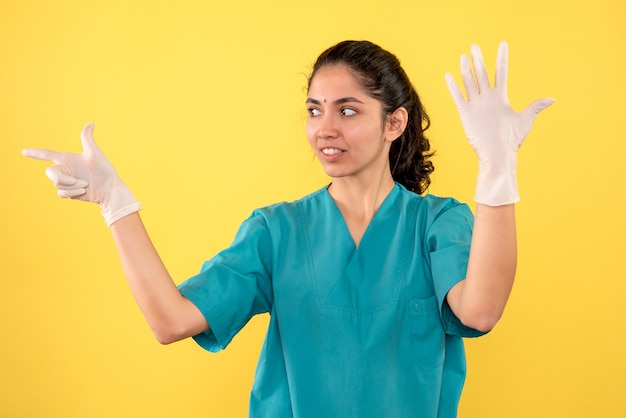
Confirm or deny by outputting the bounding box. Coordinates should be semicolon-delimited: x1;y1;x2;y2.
308;107;321;117
341;108;357;116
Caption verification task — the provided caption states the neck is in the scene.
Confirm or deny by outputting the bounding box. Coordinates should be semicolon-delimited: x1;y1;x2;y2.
328;170;395;220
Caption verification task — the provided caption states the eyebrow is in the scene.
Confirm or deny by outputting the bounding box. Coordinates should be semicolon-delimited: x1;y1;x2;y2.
306;96;365;106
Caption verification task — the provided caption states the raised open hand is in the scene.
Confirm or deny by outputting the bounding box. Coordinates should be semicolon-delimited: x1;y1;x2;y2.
445;41;554;205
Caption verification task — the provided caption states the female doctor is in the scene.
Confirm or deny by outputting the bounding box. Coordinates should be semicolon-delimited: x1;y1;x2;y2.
23;40;553;417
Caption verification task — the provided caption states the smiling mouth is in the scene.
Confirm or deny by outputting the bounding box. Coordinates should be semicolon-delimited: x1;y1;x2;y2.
322;148;343;155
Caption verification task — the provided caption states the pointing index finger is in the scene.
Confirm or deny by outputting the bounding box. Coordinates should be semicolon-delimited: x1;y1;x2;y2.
22;148;67;164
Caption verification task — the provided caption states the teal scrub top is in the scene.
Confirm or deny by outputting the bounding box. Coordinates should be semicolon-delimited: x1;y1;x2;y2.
178;183;485;418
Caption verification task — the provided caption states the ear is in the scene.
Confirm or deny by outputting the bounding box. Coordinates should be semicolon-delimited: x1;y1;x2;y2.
385;107;408;142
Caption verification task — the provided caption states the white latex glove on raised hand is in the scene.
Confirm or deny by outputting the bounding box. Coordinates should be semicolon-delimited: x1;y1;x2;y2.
445;41;554;206
22;123;141;226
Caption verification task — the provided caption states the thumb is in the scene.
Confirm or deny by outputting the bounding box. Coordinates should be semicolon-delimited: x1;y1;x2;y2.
80;122;100;155
516;97;555;146
521;97;555;123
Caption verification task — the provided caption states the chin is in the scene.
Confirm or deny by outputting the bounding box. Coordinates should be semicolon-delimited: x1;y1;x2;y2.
320;166;348;178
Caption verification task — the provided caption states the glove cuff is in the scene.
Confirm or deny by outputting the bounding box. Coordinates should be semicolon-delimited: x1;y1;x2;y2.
475;162;520;206
101;182;142;226
104;201;143;227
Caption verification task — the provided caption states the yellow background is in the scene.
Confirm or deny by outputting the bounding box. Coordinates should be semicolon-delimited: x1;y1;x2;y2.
2;0;625;417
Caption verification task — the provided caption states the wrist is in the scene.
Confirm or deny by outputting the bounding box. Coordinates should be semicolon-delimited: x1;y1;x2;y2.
101;181;142;226
475;161;519;206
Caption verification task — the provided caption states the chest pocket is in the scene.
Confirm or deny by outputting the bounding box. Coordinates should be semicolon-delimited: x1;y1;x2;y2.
409;295;445;369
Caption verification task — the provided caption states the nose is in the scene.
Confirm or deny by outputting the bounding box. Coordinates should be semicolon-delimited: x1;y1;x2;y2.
316;113;338;139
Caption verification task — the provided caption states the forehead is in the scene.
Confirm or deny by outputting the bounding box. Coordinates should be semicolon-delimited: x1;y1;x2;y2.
308;65;369;100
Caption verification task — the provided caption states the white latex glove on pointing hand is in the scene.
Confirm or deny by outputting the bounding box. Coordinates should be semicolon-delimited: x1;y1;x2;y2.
22;123;141;226
445;41;555;206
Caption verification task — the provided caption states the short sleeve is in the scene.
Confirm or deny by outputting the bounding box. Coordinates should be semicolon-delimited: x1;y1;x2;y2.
177;211;274;352
426;200;487;338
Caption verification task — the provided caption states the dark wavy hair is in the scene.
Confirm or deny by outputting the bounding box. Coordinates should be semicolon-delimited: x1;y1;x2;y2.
308;40;434;194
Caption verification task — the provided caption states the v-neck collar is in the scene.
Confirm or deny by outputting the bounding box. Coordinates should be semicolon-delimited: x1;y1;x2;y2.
323;182;400;250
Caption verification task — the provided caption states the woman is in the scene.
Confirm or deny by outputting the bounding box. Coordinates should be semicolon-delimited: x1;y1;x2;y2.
23;40;553;417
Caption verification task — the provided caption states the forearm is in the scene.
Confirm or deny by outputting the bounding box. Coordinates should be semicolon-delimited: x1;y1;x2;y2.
447;204;517;332
110;213;208;343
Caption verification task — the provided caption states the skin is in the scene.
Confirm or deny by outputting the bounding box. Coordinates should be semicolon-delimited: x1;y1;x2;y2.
447;203;516;332
110;213;208;344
